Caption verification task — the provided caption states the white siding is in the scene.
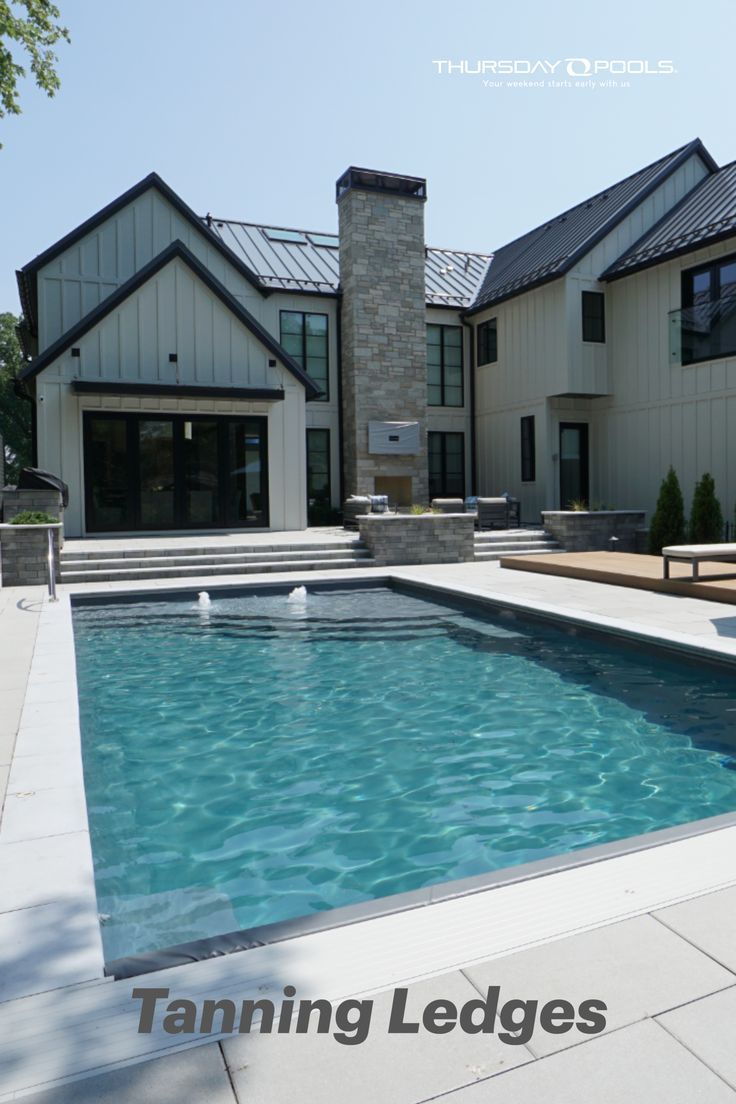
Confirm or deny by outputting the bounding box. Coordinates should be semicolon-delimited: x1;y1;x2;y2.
35;258;307;536
36;188;263;350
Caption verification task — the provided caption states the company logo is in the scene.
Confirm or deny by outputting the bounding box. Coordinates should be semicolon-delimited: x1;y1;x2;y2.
432;59;676;77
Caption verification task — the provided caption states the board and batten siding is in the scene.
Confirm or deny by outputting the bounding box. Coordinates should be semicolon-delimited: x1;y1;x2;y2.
36;187;264;352
35;257;307;536
593;234;736;522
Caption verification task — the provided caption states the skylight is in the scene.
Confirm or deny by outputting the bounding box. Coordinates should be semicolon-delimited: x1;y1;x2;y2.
308;233;339;248
264;228;308;245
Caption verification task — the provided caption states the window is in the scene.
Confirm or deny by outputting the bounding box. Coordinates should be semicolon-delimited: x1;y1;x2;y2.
477;318;497;364
427;324;463;406
582;291;605;342
681;255;736;364
280;311;329;400
520;416;536;482
428;432;465;499
306;428;330;505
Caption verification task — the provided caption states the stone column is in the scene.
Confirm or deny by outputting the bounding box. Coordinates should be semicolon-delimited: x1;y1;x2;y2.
337;169;428;505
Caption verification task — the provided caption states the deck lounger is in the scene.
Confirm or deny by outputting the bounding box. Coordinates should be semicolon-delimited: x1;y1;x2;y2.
662;544;736;580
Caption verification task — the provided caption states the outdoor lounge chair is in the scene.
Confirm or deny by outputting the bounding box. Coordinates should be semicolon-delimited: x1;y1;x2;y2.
662;543;736;580
477;498;510;529
431;498;465;513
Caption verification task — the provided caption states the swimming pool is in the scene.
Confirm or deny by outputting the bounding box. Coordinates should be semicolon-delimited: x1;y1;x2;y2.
73;584;736;964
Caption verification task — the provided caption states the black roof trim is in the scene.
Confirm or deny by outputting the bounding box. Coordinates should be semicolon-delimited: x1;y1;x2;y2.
71;381;285;401
17;173;268;338
19;241;322;399
601;160;736;281
465;139;718;316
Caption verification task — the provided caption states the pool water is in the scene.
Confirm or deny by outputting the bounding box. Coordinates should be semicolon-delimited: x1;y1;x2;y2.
73;586;736;961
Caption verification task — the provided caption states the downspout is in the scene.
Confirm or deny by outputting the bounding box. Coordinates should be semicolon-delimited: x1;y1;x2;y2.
13;375;37;468
461;315;477;495
335;292;345;506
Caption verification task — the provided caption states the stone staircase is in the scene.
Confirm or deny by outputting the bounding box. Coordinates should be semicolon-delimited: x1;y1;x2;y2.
59;535;375;584
474;528;562;561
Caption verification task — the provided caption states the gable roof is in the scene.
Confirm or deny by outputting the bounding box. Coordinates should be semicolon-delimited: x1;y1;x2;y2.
18;240;322;399
16;173;267;340
206;215;492;307
466;139;718;315
601;160;736;280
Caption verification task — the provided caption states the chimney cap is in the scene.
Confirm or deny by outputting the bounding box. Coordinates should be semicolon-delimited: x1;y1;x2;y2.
336;166;427;203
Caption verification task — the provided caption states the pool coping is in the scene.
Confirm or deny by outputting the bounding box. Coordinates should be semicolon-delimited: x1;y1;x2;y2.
5;564;736;1096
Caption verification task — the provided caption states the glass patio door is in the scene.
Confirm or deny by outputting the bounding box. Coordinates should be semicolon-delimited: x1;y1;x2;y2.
84;413;268;531
559;423;589;509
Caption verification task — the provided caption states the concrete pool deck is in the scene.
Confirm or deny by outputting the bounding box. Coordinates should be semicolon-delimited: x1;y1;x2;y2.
3;561;736;1101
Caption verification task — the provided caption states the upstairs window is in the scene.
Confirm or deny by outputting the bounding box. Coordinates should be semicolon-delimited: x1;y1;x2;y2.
681;256;736;365
477;318;498;364
427;324;463;406
582;291;606;343
280;311;329;400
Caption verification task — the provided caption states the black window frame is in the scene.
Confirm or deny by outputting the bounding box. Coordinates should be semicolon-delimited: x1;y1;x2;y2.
581;291;606;343
681;252;736;365
477;318;498;365
426;323;464;407
520;416;536;483
428;431;465;500
279;310;329;401
306;427;331;507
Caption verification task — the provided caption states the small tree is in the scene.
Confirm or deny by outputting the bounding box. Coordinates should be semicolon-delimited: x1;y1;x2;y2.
689;472;724;544
648;467;686;554
0;1;70;147
0;311;32;483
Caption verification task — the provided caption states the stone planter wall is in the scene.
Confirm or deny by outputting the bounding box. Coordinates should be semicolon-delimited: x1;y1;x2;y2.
358;513;475;566
0;524;62;587
1;488;64;538
542;510;647;553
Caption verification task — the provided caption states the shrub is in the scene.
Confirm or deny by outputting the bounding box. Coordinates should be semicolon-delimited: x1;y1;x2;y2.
648;468;686;554
8;510;59;525
689;472;723;544
568;499;589;512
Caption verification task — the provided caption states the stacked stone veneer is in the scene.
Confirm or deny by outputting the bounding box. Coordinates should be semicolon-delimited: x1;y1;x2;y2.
542;510;646;553
0;525;61;586
338;184;428;502
358;514;475;566
2;488;64;531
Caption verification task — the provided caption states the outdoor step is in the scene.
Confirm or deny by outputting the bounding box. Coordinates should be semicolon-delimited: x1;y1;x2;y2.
474;530;550;543
473;540;560;554
60;539;363;562
475;547;565;561
60;548;373;571
60;556;376;583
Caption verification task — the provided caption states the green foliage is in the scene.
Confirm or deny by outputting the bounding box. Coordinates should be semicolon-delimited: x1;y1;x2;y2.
689;472;724;544
648;467;686;554
568;499;589;512
9;509;57;524
0;1;69;145
0;312;32;483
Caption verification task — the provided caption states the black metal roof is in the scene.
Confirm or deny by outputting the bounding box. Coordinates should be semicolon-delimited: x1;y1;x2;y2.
602;160;736;280
205;216;491;308
467;139;718;314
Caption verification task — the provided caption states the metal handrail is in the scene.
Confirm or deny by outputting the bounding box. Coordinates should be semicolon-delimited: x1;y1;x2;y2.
47;526;58;602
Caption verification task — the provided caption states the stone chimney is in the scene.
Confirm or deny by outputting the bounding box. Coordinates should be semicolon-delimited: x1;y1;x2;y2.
336;167;428;505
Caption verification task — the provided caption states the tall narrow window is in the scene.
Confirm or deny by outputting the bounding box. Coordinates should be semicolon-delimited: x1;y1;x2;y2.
477;318;498;364
280;311;329;400
427;324;463;406
306;428;331;507
582;291;605;343
428;432;465;499
520;416;536;482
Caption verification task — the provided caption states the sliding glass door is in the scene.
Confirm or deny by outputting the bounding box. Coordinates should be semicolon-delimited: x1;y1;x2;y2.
84;413;268;532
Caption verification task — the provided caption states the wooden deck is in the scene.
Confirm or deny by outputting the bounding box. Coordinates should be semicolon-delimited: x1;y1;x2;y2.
499;551;736;604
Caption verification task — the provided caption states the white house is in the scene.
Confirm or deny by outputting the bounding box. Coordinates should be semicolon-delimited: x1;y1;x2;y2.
14;140;736;537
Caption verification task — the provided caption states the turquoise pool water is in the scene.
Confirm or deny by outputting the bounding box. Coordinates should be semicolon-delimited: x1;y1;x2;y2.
73;585;736;961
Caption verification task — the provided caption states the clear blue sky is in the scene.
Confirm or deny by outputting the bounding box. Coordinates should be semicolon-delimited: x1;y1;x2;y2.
2;0;734;312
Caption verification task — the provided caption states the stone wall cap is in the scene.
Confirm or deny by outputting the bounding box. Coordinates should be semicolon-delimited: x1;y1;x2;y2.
0;522;63;530
541;509;646;516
